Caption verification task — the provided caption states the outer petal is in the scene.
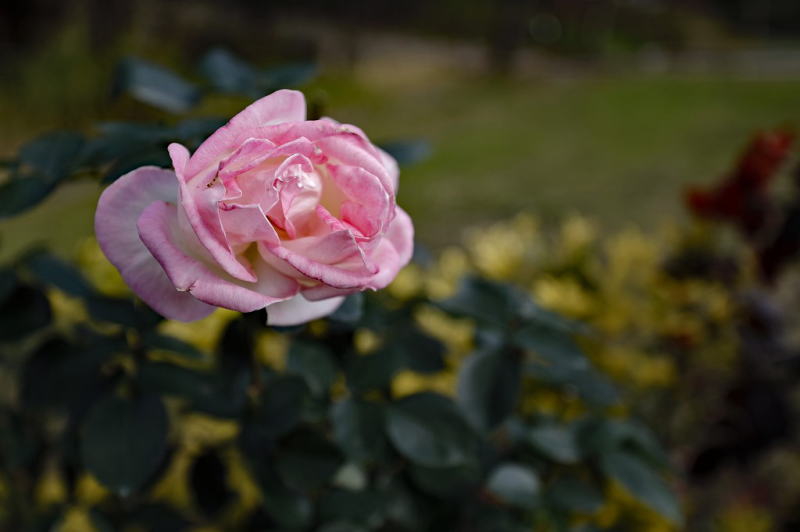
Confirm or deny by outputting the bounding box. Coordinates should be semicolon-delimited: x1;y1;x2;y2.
185;89;307;178
138;201;299;313
365;207;415;290
266;294;345;326
377;146;400;192
94;166;215;321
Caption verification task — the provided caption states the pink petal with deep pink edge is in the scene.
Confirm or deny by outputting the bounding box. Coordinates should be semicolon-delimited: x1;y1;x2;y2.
94;166;215;321
184;90;307;178
137;201;299;313
266;293;345;326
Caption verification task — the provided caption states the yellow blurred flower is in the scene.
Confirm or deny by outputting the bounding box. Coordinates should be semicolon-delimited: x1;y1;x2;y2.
157;309;238;354
714;503;773;532
392;370;456;398
388;263;424;301
75;237;128;297
255;329;289;370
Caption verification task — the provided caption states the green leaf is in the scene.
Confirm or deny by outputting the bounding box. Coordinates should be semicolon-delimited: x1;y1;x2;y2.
328;293;364;324
527;423;581;464
114;57;201;113
486;463;541;510
378;140;431;167
142;330;205;361
600;451;681;523
23;251;94;298
457;348;520;432
239;376;308;456
139;361;248;418
526;361;618;407
275;428;345;492
19;131;85;185
578;418;668;467
286;339;337;396
199;48;258;96
385;392;477;467
331;398;387;463
395;325;446;374
21;337;114;412
81;393;169;495
0;176;55;218
513;323;588;369
101;146;172;184
346;346;402;393
439;276;526;328
260;63;317;91
547;477;604;513
318;489;385;526
86;295;162;328
410;463;480;497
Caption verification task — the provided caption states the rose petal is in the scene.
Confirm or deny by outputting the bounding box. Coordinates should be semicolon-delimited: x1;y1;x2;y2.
94;166;215;321
137;201;299;313
266;293;345;326
185;89;306;178
178;178;257;282
364;206;415;290
377;146;400;192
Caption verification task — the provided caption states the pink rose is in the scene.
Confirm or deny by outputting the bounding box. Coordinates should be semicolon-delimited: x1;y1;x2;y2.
95;90;413;326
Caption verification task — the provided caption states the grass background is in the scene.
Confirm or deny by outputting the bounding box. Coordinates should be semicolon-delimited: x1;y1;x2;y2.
2;32;800;259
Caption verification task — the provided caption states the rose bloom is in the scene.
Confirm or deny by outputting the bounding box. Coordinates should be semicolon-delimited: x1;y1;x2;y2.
95;90;413;326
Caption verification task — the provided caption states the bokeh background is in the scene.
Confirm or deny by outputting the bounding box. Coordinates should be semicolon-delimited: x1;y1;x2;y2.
4;1;800;531
4;0;800;256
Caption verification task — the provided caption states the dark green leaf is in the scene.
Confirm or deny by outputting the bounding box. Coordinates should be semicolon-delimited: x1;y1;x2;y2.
81;393;169;495
260;63;317;91
547;477;604;513
0;176;55;218
142;331;205;360
199;48;258;96
19;131;85;185
385;392;477;467
527;423;581;464
410;462;480;497
318;489;385;526
21;337;112;412
346;346;402;393
139;361;248;418
457;348;520;432
328;293;364;324
101;146;172;184
378;140;431;167
513;323;588;369
287;339;337;396
86;295;162;328
600;451;681;523
331;398;387;463
23;251;94;298
275;428;344;492
578;418;668;467
395;325;446;374
114;57;201;113
439;277;526;328
486;463;541;510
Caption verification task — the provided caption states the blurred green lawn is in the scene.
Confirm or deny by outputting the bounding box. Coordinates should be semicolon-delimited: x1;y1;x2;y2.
3;72;800;260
